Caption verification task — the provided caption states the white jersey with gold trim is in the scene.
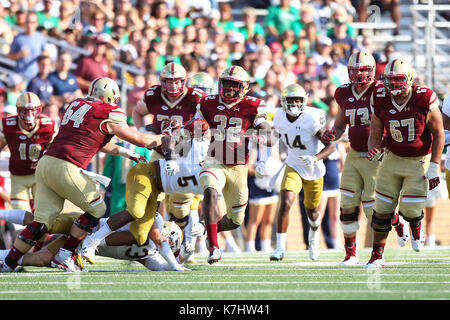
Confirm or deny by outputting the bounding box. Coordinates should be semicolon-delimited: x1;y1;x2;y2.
273;106;326;180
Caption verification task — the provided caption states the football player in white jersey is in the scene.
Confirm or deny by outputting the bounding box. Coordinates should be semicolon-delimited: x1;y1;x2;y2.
80;118;217;264
261;84;336;261
0;211;188;271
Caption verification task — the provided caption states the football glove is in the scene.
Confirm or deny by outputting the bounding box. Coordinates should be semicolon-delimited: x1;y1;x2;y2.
425;161;440;190
321;129;336;143
366;147;384;161
161;118;181;136
298;155;317;168
191;221;206;237
164;159;180;176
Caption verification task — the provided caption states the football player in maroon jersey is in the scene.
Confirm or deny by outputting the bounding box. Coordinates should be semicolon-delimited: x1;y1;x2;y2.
0;92;56;213
1;77;165;272
321;51;410;265
193;65;276;264
365;58;444;268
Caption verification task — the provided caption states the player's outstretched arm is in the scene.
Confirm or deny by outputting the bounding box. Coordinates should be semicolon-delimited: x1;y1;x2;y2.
253;121;280;147
315;128;337;161
322;107;347;142
367;113;384;161
106;122;164;149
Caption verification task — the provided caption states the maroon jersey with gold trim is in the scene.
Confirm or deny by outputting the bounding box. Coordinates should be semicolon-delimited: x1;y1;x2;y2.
335;81;383;152
371;85;439;157
198;95;267;165
45;98;127;169
142;85;205;132
1;115;56;176
142;85;205;154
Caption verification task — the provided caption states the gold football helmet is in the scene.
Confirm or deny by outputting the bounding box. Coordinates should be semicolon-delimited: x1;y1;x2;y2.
162;221;183;253
87;77;121;106
348;51;375;87
218;65;250;104
189;72;215;95
16;92;42;127
281;84;308;117
383;58;414;96
160;62;187;98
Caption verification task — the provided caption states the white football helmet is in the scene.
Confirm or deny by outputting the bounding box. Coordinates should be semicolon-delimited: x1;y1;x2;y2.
280;84;308;117
160;62;187;98
218;65;250;104
87;77;121;106
162;221;183;253
16;92;42;127
348;51;375;87
189;72;215;95
383;58;414;96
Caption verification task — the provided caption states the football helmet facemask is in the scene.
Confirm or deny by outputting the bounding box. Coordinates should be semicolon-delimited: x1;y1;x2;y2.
162;221;183;253
348;51;375;87
189;72;215;95
219;65;250;104
87;77;121;106
383;58;414;96
281;84;308;117
160;62;187;98
16;92;42;128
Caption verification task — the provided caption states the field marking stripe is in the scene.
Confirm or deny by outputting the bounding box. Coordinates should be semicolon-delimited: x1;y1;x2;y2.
2;281;450;285
1;289;450;294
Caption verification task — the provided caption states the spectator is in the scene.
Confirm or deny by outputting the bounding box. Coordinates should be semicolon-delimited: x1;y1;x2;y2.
292;3;317;38
229;33;246;63
48;51;82;106
37;0;60;30
312;36;334;68
298;57;319;83
302;22;319;56
239;6;265;43
7;11;48;81
26;55;54;105
74;34;116;94
58;1;78;31
327;5;356;38
41;101;62;124
168;0;193;30
292;48;307;75
375;42;397;80
111;14;130;46
0;5;14;55
355;0;401;35
329;17;357;60
217;2;239;34
360;35;381;62
148;1;170;30
280;29;298;55
269;42;283;66
265;0;300;42
5;74;26;107
83;10;111;36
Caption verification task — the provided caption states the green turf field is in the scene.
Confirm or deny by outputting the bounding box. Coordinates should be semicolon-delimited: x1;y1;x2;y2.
1;247;449;300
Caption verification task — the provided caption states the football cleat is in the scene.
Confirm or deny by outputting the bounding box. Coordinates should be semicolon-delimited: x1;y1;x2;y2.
339;244;359;266
207;246;222;265
410;223;425;252
270;248;285;261
394;216;409;247
51;248;81;272
0;262;16;273
364;251;385;269
308;228;320;261
80;237;99;264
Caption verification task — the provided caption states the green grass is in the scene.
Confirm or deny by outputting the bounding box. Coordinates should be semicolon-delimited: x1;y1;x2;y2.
1;247;450;300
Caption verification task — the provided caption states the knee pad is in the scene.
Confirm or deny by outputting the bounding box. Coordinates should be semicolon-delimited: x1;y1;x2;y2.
400;210;424;225
18;221;48;246
371;211;394;233
168;213;189;229
218;215;241;232
340;207;359;222
74;212;100;233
